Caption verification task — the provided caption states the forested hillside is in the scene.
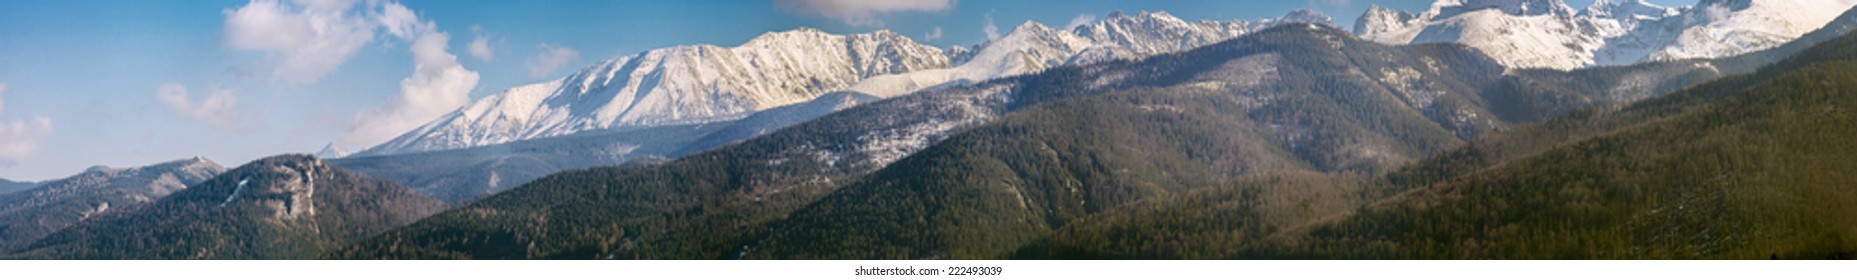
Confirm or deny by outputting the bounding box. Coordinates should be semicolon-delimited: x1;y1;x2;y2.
1021;28;1857;260
13;155;444;259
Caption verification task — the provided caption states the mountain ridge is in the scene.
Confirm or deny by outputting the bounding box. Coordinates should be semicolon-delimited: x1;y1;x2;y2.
0;157;224;253
1357;0;1857;70
359;10;1337;157
12;155;444;259
333;24;1730;259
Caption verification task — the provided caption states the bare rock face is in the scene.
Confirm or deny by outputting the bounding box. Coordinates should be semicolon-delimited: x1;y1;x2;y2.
1356;5;1416;35
247;159;321;221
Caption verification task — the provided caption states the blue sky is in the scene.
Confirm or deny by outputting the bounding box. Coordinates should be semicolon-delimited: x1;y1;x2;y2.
0;0;1699;180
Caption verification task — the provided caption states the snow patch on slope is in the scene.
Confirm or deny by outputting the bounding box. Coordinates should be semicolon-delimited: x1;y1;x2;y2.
221;178;249;208
853;84;1015;169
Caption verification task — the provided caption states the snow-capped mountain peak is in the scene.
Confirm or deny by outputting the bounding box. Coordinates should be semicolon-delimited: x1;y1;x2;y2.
359;28;951;156
1581;0;1680;32
1356;5;1418;35
1582;0;1678;20
1598;0;1857;65
1433;0;1577;18
1360;0;1857;70
361;10;1336;156
314;143;350;159
849;10;1333;98
1274;9;1336;26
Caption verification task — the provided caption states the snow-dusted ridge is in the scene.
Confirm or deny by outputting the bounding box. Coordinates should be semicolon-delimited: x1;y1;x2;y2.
1357;0;1857;70
356;28;951;156
358;10;1335;156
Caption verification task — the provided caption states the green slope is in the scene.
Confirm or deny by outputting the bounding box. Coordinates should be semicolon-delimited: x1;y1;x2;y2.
0;158;222;254
12;155;445;259
1267;61;1857;259
1023;30;1857;260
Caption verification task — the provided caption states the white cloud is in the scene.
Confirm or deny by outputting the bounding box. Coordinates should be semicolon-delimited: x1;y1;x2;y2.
1069;13;1091;30
376;1;422;39
222;0;376;84
984;11;1000;39
1065;13;1097;30
1704;4;1732;22
0;84;54;166
467;25;494;62
923;26;943;41
525;43;581;78
155;83;245;131
339;3;479;149
289;0;357;11
775;0;954;27
216;1;480;149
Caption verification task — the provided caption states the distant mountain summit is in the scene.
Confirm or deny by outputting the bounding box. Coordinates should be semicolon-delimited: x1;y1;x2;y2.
1356;0;1857;69
358;10;1336;157
0;178;32;195
314;143;350;159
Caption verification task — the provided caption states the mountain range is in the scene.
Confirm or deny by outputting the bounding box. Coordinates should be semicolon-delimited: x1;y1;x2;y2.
12;155;443;259
0;179;32;195
333;2;1857;207
358;10;1334;157
319;0;1857;220
332;2;1857;207
320;10;1342;204
6;1;1857;260
0;157;223;253
1356;0;1857;69
335;15;1852;259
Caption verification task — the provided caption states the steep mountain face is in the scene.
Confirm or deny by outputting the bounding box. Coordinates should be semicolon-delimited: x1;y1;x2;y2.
363;10;1335;157
1582;0;1680;31
1358;0;1857;70
0;157;223;252
12;155;444;259
361;28;952;156
1356;0;1613;70
335;24;1722;260
848;11;1332;98
0;179;31;195
1599;0;1857;65
1356;5;1417;37
1705;6;1857;73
